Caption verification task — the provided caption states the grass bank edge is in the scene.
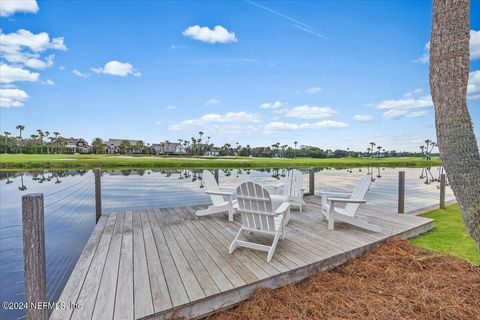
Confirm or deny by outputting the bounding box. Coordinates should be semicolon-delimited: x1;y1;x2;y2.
410;204;480;265
0;154;442;170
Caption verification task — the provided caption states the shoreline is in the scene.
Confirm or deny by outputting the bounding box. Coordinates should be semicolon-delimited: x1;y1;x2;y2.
0;154;442;170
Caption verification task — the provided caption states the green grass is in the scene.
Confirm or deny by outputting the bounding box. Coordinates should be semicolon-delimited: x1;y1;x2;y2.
0;154;441;170
410;204;480;265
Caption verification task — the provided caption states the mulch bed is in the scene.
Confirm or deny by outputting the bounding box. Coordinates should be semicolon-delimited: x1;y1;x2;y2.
210;239;480;320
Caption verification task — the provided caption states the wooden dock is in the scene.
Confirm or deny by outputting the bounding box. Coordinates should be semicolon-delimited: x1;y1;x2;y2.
50;189;443;319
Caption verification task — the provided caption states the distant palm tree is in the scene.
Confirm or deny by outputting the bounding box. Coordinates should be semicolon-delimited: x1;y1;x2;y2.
294;141;298;149
92;138;105;154
16;125;25;153
369;142;376;158
44;131;50;154
53;132;60;153
37;129;44;153
3;131;11;153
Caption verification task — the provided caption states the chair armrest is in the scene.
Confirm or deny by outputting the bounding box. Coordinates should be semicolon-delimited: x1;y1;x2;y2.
205;190;234;196
317;190;352;197
328;198;366;204
274;202;290;214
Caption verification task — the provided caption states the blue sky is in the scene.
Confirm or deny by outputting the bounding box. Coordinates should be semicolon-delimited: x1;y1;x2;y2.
1;0;479;151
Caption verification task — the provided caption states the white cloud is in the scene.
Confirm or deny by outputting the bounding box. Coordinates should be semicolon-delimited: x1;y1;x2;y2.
263;120;348;133
304;86;321;94
182;25;237;44
0;88;29;107
205;99;220;105
72;69;89;78
416;30;480;63
285;105;337;119
0;29;65;70
375;88;433;120
468;70;480;99
0;29;66;55
471;30;480;60
382;109;427;120
353;114;374;122
414;42;430;64
0;0;39;17
406;111;427;118
169;111;260;130
43;79;55;85
260;100;284;109
376;91;432;110
92;60;141;77
0;64;39;83
24;54;55;70
164;105;177;110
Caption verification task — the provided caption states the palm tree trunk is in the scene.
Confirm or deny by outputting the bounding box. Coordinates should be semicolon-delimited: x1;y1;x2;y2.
430;0;480;248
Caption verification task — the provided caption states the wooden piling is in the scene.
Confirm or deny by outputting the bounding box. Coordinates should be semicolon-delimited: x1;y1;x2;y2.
95;168;102;223
309;169;315;196
398;171;405;213
440;173;446;209
22;193;47;320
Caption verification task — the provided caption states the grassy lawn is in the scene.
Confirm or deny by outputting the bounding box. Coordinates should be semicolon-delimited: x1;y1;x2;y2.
410;204;479;265
0;154;441;170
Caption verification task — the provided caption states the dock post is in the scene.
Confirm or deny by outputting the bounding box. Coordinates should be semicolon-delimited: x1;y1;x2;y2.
309;168;315;196
398;171;405;213
22;193;47;320
214;169;219;184
95;168;102;223
440;173;446;209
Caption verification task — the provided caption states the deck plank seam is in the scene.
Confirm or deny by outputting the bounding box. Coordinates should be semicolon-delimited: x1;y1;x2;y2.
139;211;156;318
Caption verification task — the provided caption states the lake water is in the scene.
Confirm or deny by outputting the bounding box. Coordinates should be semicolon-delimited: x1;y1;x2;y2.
0;167;446;319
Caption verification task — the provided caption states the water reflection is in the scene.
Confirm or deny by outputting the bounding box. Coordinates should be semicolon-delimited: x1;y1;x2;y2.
1;166;449;191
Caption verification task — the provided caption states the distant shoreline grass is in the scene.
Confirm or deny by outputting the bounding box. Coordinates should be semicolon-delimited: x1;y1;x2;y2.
410;204;479;265
0;154;442;170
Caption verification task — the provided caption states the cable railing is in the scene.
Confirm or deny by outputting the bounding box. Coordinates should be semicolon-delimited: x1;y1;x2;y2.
0;171;96;320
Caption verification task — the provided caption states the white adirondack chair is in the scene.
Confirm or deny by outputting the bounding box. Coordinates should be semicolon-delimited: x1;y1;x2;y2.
319;175;381;232
271;169;306;220
229;181;289;262
196;170;238;221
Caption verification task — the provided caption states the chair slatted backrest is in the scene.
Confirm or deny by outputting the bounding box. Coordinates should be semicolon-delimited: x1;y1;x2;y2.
202;170;225;206
343;175;371;217
283;169;304;199
236;182;276;232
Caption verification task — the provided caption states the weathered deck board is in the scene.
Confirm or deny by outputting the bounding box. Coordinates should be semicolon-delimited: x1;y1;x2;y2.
113;211;134;320
91;212;124;320
70;213;116;320
132;211;154;318
141;210;172;313
51;175;448;320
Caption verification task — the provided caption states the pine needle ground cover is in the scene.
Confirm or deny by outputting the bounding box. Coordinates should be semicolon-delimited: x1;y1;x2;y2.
211;239;479;320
